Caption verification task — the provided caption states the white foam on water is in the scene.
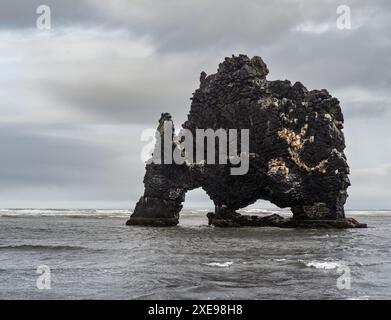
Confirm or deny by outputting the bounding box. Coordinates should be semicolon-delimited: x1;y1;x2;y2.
300;260;344;270
347;296;370;300
203;261;233;268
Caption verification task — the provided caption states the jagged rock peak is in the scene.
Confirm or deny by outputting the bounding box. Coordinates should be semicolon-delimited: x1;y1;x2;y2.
217;54;269;78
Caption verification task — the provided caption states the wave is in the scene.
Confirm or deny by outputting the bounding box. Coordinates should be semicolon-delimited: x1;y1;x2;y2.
347;296;371;300
0;209;131;219
0;244;85;251
274;258;287;262
299;259;344;270
203;261;233;268
346;210;391;217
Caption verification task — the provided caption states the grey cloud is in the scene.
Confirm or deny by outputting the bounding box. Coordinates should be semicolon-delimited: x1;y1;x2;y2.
352;165;391;187
3;0;391;123
33;67;198;126
344;118;391;171
343;102;390;119
0;0;390;208
0;0;102;29
348;164;391;209
0;124;146;206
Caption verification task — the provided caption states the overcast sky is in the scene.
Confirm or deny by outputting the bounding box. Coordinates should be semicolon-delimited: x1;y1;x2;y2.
0;0;390;209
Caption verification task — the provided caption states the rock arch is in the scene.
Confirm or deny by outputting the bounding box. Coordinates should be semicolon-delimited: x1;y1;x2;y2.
127;55;366;228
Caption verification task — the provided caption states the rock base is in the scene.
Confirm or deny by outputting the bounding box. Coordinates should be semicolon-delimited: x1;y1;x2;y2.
126;213;367;228
126;217;179;227
207;213;367;229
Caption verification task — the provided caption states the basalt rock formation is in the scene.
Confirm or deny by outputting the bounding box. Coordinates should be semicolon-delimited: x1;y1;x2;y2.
127;55;366;228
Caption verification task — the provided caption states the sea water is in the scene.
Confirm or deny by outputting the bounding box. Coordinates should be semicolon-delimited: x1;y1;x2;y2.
0;208;390;299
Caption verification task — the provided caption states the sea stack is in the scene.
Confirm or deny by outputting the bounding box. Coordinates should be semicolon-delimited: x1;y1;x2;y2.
127;55;366;228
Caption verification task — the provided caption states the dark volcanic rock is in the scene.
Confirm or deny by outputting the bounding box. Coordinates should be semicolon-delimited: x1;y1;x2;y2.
127;54;365;228
206;212;367;228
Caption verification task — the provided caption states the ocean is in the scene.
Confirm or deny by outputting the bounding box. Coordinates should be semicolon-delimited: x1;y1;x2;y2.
0;208;390;300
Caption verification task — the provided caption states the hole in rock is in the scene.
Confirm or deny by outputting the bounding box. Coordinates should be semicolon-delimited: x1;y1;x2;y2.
181;188;213;212
180;188;212;225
